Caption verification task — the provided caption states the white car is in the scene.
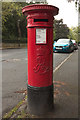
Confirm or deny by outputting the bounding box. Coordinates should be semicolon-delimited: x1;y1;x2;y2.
72;40;78;50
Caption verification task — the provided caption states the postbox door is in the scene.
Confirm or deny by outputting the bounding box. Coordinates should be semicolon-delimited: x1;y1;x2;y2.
28;27;53;87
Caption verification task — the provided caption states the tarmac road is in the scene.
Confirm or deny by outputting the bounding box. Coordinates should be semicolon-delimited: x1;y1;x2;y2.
1;48;78;117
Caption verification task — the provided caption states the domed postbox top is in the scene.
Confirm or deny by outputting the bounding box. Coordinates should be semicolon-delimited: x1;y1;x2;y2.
22;4;59;16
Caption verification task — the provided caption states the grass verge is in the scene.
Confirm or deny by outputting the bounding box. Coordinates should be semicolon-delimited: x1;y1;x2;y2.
3;96;27;119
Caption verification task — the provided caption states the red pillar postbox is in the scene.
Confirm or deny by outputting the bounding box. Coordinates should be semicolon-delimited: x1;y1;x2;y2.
22;4;59;115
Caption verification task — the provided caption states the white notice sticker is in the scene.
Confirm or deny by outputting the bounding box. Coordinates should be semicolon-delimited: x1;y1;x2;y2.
36;29;46;44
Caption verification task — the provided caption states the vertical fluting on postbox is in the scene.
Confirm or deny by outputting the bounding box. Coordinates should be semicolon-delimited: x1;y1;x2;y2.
22;4;59;115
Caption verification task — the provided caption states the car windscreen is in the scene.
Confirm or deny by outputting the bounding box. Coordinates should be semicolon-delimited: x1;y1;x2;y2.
57;39;69;44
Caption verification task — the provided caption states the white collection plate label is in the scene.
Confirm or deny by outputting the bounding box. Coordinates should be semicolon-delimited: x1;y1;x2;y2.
36;29;46;44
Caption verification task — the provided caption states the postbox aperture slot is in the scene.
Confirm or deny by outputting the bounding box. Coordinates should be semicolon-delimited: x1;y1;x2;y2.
34;19;48;22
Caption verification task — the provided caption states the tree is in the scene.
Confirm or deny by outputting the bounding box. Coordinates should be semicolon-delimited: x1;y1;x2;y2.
67;0;79;8
54;19;69;41
67;0;80;14
68;27;78;42
26;0;48;4
2;2;27;43
67;0;80;43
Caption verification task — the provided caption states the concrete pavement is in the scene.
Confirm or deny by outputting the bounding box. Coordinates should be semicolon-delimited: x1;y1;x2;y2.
2;48;70;116
2;49;78;119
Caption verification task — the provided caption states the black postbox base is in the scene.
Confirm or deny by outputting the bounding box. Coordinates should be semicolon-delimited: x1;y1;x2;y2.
27;84;54;115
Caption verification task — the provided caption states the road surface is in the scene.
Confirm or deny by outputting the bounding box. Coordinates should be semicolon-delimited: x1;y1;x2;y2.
1;48;78;117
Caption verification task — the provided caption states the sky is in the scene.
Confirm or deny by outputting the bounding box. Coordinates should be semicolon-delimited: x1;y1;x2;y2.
47;0;78;28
